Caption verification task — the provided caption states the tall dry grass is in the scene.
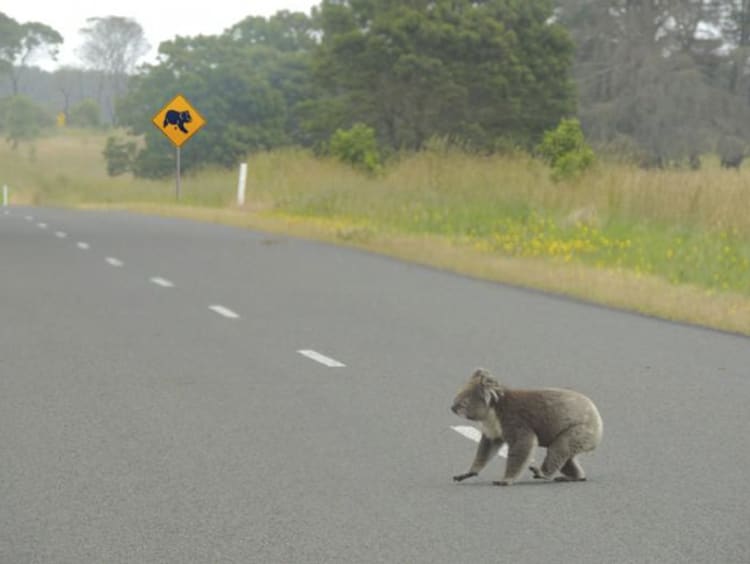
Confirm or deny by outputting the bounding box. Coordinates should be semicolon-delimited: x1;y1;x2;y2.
7;132;749;235
244;147;750;235
5;131;750;297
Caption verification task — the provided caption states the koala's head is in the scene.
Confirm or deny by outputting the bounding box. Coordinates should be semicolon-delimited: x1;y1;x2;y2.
181;111;192;122
451;368;504;421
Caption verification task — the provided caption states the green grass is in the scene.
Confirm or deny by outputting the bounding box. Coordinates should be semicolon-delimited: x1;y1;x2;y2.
241;147;750;297
5;129;750;334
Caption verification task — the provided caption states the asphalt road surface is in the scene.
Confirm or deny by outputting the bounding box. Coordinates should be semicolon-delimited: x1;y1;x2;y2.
1;206;748;564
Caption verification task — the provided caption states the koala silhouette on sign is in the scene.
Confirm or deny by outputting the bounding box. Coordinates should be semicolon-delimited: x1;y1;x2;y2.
163;109;192;134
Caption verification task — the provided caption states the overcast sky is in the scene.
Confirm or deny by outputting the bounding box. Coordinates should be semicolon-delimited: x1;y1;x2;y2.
3;0;318;70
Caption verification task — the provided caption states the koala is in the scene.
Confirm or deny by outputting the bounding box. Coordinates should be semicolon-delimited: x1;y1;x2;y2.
163;109;192;134
451;368;602;486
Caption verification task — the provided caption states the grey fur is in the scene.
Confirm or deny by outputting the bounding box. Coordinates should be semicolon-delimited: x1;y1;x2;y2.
451;368;603;486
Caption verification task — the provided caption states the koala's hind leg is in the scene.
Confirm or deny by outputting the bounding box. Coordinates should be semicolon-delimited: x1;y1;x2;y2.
556;457;586;482
536;425;591;481
533;456;586;481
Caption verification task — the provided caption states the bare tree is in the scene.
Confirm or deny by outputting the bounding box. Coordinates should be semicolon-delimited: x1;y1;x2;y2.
77;16;149;123
54;66;86;120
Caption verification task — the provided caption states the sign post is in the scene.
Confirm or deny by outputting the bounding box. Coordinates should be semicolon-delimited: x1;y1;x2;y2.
176;147;181;201
152;94;206;201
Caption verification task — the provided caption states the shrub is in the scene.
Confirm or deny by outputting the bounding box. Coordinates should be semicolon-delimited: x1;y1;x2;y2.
102;136;137;176
536;118;595;181
131;146;174;179
68;99;101;128
1;96;51;148
329;123;381;173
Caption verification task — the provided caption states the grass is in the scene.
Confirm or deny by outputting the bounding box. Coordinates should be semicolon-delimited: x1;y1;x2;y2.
5;128;750;336
243;147;750;297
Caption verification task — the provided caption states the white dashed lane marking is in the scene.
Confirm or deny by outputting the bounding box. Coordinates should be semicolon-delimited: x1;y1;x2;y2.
209;305;240;319
297;349;346;368
8;214;358;371
451;425;508;458
150;277;174;288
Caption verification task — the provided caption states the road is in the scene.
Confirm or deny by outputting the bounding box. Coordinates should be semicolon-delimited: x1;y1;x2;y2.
1;206;748;563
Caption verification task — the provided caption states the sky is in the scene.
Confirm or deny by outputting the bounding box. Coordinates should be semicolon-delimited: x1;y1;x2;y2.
3;0;319;71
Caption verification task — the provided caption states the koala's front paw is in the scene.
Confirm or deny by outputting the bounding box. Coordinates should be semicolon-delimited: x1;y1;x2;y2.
453;471;478;482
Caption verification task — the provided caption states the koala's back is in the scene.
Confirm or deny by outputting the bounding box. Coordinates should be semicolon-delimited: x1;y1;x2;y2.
500;388;602;447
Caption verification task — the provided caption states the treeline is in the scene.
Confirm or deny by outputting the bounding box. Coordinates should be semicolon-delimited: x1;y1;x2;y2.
0;11;147;136
113;1;574;177
5;1;750;176
0;66;118;124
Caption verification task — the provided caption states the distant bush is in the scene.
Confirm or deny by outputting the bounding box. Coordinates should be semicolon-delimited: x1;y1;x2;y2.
68;99;101;128
102;136;137;176
132;145;174;179
0;95;52;148
329;123;381;173
536;118;595;181
103;133;175;179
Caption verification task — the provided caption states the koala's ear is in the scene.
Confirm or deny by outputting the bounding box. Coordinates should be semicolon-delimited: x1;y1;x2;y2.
482;386;500;406
482;381;505;405
474;368;503;405
472;368;491;381
473;368;500;387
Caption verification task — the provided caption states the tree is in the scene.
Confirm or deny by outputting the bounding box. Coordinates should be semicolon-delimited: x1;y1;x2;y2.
312;0;575;151
0;12;63;95
1;95;51;147
78;16;150;122
114;11;320;177
227;11;319;145
228;10;317;51
115;3;574;175
722;1;750;97
556;0;750;165
722;0;750;50
54;66;86;120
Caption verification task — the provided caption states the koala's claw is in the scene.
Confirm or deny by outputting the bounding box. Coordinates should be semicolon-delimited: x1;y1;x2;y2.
453;471;478;482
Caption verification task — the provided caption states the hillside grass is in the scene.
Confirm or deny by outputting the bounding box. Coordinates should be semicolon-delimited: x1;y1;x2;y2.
4;129;750;335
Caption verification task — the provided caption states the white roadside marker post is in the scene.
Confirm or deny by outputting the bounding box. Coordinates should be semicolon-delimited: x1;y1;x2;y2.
237;162;248;206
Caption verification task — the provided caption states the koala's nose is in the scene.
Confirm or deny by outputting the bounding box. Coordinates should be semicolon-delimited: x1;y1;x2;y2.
451;404;458;414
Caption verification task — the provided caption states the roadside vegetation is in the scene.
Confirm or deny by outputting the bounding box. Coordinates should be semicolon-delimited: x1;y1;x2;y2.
4;129;750;336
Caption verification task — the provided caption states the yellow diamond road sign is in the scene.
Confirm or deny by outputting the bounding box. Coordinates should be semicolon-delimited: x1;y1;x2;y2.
152;94;206;147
